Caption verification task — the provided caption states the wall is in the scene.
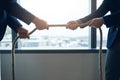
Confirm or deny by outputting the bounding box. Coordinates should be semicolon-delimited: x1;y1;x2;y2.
1;53;106;80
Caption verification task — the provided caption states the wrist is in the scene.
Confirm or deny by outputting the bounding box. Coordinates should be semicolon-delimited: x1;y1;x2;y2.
76;19;83;24
99;17;104;25
32;16;36;24
101;17;104;24
32;16;39;24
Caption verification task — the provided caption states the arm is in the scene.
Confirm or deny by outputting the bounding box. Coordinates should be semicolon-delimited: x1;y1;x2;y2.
7;16;29;38
103;11;120;27
66;0;109;30
88;10;120;28
78;0;109;23
4;0;35;25
4;0;48;30
7;15;22;33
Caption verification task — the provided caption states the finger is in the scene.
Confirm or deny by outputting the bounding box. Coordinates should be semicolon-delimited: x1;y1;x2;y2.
27;36;30;39
19;33;29;39
66;27;69;29
89;20;94;26
66;25;69;29
47;26;49;30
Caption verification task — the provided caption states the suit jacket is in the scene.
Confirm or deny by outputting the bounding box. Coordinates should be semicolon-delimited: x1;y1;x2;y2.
0;0;35;41
78;0;120;48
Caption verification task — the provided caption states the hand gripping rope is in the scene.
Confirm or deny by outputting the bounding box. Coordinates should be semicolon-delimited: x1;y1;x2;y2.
11;23;103;80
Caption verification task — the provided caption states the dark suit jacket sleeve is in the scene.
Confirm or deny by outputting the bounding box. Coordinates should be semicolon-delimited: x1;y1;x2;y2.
103;11;120;27
4;0;35;25
7;16;22;33
77;0;109;23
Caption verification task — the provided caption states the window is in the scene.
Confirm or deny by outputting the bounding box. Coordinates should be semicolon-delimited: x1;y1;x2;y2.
18;0;91;50
0;27;12;49
0;0;108;50
96;0;109;49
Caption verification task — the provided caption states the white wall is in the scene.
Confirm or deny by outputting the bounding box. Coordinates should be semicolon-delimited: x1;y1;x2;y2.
1;53;106;80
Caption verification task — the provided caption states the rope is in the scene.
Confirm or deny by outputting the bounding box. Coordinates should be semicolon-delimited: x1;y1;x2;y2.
79;22;103;80
11;28;37;80
99;28;103;80
11;24;66;80
11;24;103;80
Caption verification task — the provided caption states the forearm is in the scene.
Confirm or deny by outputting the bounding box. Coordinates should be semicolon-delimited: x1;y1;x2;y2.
78;0;109;23
7;16;22;33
